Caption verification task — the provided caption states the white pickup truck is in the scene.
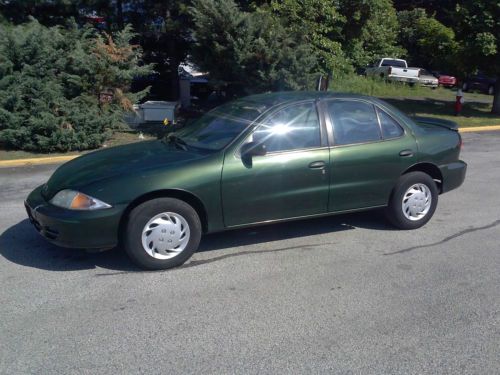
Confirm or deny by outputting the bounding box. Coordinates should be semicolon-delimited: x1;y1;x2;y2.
365;58;420;85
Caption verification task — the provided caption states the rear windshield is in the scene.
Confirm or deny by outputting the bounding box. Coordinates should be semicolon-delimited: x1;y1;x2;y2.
381;59;406;68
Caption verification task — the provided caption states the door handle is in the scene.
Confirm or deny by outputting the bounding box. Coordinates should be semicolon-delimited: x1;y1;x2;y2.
309;161;326;169
399;149;414;157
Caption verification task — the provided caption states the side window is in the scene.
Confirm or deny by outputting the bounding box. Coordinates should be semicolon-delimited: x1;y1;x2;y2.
326;100;381;145
377;108;404;139
250;102;321;153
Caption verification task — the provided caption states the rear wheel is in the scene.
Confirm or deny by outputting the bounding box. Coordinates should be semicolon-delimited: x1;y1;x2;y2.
124;198;201;270
385;172;438;230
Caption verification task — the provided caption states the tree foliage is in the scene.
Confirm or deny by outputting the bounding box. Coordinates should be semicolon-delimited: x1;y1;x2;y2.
267;0;350;75
0;19;152;152
190;0;317;94
338;0;404;67
451;1;500;113
398;8;458;71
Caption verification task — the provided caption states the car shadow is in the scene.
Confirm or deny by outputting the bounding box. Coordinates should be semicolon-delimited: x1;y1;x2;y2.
0;211;395;272
0;219;138;272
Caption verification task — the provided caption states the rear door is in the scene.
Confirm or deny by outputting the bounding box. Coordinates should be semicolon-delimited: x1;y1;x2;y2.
322;99;418;212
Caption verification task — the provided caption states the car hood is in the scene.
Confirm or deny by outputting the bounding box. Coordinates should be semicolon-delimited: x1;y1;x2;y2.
43;140;208;199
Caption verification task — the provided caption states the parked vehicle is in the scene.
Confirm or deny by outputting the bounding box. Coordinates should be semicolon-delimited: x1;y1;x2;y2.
365;58;420;85
26;92;467;270
418;69;439;88
431;71;457;88
462;72;496;95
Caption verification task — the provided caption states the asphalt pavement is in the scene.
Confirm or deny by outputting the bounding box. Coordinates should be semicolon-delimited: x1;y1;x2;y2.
1;132;499;374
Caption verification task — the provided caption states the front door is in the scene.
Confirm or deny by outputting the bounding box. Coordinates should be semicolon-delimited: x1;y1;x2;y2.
221;101;330;227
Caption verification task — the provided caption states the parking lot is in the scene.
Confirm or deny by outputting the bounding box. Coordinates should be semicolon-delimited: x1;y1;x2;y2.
0;131;499;374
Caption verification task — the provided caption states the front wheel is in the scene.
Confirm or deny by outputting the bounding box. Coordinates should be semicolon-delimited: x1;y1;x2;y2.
124;198;202;270
385;172;438;230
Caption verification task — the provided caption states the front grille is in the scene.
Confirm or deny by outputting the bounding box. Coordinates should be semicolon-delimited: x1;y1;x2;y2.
43;227;59;240
25;202;59;240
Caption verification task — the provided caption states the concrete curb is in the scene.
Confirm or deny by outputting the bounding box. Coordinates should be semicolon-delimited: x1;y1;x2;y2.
0;155;79;168
458;125;500;133
1;125;499;168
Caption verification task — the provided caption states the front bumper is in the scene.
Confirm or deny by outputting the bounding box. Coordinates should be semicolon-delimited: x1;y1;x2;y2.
25;185;126;249
441;160;467;193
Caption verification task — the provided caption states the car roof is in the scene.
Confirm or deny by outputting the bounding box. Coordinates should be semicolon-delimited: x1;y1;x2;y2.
239;91;374;107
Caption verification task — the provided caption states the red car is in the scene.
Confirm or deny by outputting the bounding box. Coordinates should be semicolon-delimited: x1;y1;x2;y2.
432;72;457;88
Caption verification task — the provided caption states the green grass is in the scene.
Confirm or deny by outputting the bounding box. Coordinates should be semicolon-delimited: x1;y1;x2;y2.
330;75;499;127
0;130;155;161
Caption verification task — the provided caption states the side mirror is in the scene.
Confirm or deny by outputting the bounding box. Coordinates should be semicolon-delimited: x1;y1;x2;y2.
240;141;267;158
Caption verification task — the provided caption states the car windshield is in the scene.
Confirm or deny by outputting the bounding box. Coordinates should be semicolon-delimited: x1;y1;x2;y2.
172;101;266;151
381;59;406;68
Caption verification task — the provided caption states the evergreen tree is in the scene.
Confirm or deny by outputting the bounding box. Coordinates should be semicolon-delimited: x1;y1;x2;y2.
0;19;152;152
190;0;317;94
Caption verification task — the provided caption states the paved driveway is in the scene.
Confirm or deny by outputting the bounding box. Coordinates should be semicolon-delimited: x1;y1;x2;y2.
1;132;499;374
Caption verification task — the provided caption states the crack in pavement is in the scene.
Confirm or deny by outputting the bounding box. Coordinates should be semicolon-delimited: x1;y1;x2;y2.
384;219;500;255
95;242;334;276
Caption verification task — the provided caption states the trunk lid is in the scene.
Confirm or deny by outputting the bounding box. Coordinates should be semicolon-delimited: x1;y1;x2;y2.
412;116;459;131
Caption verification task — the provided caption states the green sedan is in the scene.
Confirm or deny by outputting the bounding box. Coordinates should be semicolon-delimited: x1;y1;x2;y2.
25;92;467;270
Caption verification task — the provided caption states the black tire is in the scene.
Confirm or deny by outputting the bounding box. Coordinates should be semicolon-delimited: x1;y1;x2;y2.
385;172;439;230
124;198;202;270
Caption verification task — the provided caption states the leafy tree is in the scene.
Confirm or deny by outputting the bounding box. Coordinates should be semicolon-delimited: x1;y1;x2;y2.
338;0;404;68
452;1;500;113
190;0;317;94
267;0;351;75
398;8;458;70
0;19;152;152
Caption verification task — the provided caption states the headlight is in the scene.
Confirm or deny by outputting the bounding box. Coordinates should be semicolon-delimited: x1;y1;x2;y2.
50;189;111;210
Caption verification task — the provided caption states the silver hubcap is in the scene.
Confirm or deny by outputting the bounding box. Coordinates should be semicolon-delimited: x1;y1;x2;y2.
141;212;190;259
402;183;432;221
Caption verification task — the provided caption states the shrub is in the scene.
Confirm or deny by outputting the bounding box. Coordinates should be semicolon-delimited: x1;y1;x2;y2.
0;19;152;152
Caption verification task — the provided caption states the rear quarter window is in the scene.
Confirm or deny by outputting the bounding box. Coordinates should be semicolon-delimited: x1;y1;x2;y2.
377;108;404;139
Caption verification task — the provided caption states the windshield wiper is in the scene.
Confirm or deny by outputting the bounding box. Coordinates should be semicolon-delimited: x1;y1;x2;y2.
166;134;188;151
